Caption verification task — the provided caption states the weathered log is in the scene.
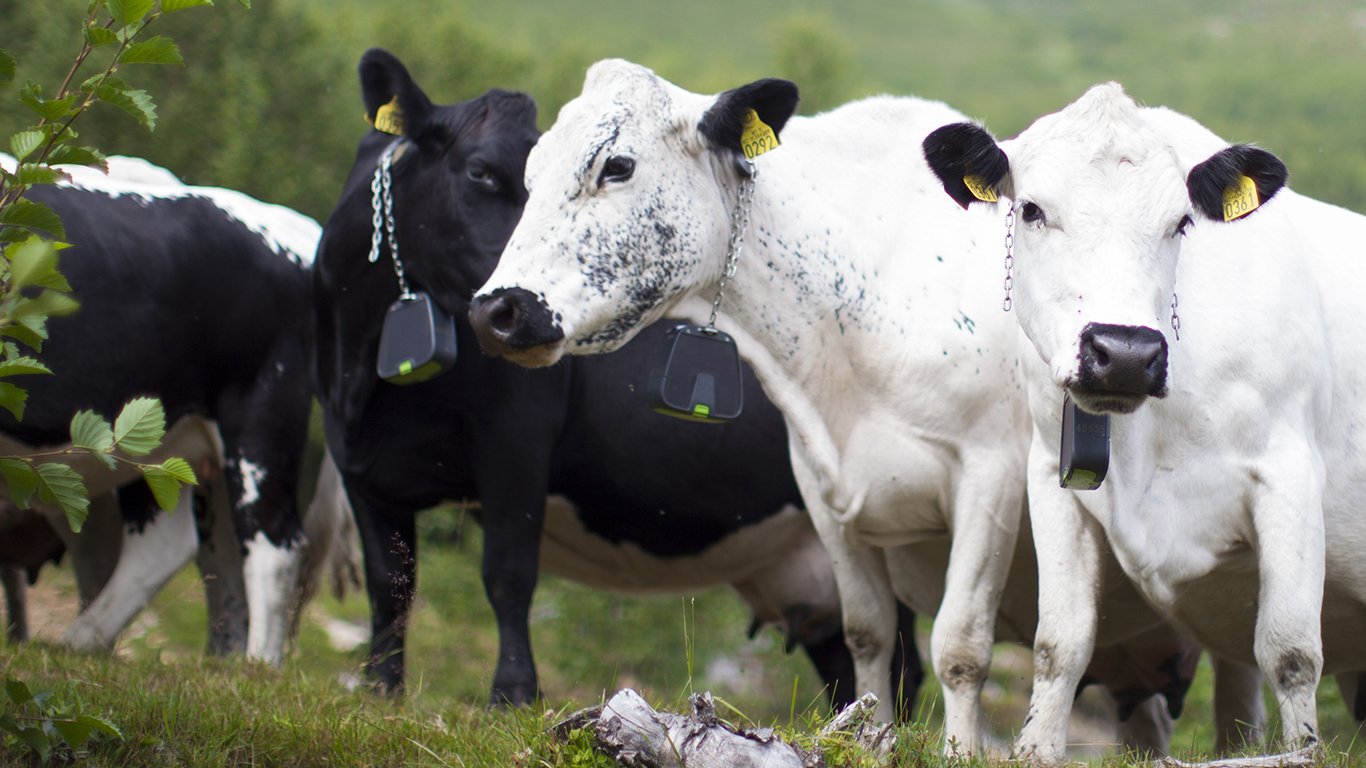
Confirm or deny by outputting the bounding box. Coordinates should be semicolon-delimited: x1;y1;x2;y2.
553;689;893;768
1157;745;1316;768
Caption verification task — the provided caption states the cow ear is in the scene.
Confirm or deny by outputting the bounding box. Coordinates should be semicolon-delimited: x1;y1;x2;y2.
1186;144;1287;222
698;78;800;161
358;48;435;140
923;122;1011;210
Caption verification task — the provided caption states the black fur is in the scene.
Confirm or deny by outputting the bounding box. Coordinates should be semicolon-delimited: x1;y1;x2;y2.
923;122;1011;209
1186;144;1288;222
698;78;800;159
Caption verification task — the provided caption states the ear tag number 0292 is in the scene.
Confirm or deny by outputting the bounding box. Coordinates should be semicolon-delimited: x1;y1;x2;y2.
1059;394;1109;489
648;324;745;422
963;174;998;203
740;109;779;161
376;291;458;385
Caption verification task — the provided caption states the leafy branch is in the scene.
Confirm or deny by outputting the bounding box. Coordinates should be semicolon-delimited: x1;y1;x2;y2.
0;678;123;766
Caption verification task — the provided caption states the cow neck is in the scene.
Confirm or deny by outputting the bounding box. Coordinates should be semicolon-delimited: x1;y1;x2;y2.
702;157;756;331
369;138;416;300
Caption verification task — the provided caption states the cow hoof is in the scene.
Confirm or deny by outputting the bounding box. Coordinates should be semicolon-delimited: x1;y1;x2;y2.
63;621;115;653
490;684;539;708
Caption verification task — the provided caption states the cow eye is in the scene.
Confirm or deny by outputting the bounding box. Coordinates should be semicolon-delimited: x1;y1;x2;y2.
1020;202;1046;225
1175;214;1193;237
467;164;500;192
599;155;635;185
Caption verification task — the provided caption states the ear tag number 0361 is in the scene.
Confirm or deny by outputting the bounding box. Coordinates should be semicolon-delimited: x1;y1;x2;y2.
1059;394;1109;489
740;109;779;161
1222;174;1260;221
376;291;458;385
648;324;745;422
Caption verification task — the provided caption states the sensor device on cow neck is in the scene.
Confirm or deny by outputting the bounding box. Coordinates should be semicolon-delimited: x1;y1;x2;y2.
1060;395;1109;489
370;138;458;384
647;158;757;422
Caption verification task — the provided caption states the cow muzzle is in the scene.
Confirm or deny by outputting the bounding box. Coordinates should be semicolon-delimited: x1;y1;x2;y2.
469;287;566;368
1068;323;1168;414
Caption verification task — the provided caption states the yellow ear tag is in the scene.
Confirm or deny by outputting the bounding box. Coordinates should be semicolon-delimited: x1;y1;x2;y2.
1222;174;1259;221
963;174;998;203
370;96;405;136
739;108;779;160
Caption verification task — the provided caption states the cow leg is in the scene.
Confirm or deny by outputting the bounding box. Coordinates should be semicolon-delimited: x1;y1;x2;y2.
49;491;124;610
931;459;1022;757
2;565;26;643
1214;656;1266;754
1015;435;1106;763
1249;457;1324;751
216;370;310;667
477;481;550;707
353;496;417;694
807;601;921;718
1115;693;1173;757
195;474;248;656
1332;672;1366;733
64;488;197;651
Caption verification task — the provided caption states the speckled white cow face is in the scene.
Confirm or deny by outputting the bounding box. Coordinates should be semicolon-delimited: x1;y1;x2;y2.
469;59;798;368
924;83;1287;414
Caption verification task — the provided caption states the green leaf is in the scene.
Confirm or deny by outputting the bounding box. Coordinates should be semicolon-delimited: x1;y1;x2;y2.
0;199;65;242
0;382;29;420
162;0;214;9
112;396;165;456
141;465;186;512
7;290;82;322
35;462;89;533
238;0;251;8
45;144;107;169
13;724;50;763
85;25;120;47
93;79;157;131
77;713;123;741
9;131;44;163
107;0;155;27
119;36;183;66
5;679;34;705
13;163;62;187
0;459;38;508
71;410;116;470
1;313;51;350
0;49;15;88
157;456;197;484
53;718;96;749
18;82;78;122
8;237;73;292
0;356;52;378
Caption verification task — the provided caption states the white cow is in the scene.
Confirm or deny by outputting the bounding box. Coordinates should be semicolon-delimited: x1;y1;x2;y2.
467;60;1209;755
923;82;1366;761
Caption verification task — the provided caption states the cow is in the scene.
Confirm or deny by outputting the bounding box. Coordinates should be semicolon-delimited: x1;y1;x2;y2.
311;48;922;713
0;154;322;664
465;59;1224;756
923;82;1366;761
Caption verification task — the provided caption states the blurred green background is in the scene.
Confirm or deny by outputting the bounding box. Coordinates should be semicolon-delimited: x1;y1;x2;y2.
4;0;1365;760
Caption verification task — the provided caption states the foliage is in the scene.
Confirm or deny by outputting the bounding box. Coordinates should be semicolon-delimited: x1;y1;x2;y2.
0;677;122;766
771;13;858;115
0;0;232;529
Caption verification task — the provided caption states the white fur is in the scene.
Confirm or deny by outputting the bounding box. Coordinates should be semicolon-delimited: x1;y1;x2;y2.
969;83;1366;761
242;530;300;666
472;60;1200;756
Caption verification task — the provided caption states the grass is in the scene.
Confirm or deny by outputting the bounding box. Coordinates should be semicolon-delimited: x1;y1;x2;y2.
3;509;1364;766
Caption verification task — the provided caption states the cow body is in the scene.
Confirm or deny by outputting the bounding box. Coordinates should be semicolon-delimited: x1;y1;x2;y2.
923;84;1366;760
313;49;920;709
0;159;319;662
467;60;1215;755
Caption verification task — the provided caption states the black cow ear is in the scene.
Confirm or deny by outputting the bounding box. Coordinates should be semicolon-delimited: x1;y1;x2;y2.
1186;144;1287;222
923;122;1011;210
358;48;435;140
698;79;800;161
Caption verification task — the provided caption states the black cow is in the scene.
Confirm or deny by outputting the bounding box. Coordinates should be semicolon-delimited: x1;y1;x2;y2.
312;48;921;710
1;159;319;661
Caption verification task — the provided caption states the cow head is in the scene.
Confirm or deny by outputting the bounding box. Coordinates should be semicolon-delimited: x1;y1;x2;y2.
468;59;798;367
923;83;1286;414
312;49;538;420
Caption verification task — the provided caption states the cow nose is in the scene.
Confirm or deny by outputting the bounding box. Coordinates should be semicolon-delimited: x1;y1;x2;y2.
469;287;565;356
1077;323;1168;397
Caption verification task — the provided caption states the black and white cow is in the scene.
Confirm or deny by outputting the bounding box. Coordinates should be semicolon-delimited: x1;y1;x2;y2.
0;156;320;662
312;48;920;709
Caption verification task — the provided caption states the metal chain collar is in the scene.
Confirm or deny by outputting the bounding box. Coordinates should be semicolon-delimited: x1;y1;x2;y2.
1002;205;1016;312
369;139;416;300
705;159;758;331
1170;290;1181;341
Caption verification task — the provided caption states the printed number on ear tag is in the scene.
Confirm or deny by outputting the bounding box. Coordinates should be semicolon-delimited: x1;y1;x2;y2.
1222;174;1260;221
376;292;458;385
740;109;779;161
1059;395;1109;490
370;95;405;136
648;324;745;423
963;174;998;203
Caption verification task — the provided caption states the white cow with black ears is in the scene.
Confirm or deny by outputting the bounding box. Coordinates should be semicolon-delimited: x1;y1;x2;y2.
468;60;1208;755
924;82;1366;762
